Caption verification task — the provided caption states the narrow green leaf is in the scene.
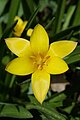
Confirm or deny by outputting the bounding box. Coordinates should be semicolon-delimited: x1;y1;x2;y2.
21;0;36;19
66;30;74;40
9;75;16;88
21;0;31;19
40;114;49;120
28;95;40;105
52;25;80;41
18;79;31;85
19;79;30;93
37;105;67;120
72;0;80;26
62;5;75;30
7;0;20;27
17;2;23;16
0;0;8;16
41;113;56;120
45;100;63;108
73;32;80;39
45;17;55;29
25;6;39;30
0;103;32;118
26;104;67;120
47;92;67;103
25;0;36;14
1;21;17;39
65;54;80;64
63;102;75;114
39;0;48;11
4;73;13;87
53;0;66;33
42;104;67;120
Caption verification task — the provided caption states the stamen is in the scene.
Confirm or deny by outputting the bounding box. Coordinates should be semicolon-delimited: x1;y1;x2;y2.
43;56;50;63
30;54;50;70
38;64;42;70
30;55;36;59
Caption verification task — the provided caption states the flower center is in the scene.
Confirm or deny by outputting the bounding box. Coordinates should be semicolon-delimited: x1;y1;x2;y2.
30;53;50;70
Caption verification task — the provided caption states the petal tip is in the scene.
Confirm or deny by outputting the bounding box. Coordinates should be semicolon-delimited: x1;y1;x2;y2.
4;38;8;42
32;70;50;104
49;40;78;58
30;24;49;55
38;99;43;104
74;41;78;47
34;95;44;104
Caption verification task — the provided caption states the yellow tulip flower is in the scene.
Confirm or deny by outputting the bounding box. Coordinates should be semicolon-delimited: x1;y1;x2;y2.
5;24;77;104
13;16;33;37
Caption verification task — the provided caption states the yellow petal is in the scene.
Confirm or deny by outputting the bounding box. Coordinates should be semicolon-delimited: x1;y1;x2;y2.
5;57;35;75
21;21;27;33
5;38;32;57
32;70;50;104
50;41;77;58
27;28;33;36
30;24;49;55
44;56;69;74
14;16;23;31
14;16;27;37
14;16;23;37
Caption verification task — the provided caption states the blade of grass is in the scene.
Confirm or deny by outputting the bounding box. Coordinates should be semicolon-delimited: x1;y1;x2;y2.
45;17;55;30
0;0;8;16
21;0;31;19
65;54;80;64
63;102;75;114
9;75;16;88
25;5;39;30
21;0;36;19
47;92;67;103
72;0;80;26
53;0;66;33
1;21;17;39
7;0;20;27
25;0;36;14
26;104;67;120
62;5;75;30
0;103;32;118
51;25;80;41
39;0;48;11
4;73;12;86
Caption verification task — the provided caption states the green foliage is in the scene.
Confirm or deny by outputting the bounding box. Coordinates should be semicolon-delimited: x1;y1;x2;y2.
7;0;20;27
0;103;32;118
0;0;80;119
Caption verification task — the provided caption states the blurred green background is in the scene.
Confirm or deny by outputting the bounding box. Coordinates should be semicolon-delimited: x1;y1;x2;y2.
0;0;80;120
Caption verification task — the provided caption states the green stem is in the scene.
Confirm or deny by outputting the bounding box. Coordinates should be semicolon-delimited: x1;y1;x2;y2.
9;75;16;88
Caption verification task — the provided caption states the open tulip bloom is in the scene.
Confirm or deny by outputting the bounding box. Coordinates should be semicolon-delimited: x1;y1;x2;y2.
5;24;77;104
